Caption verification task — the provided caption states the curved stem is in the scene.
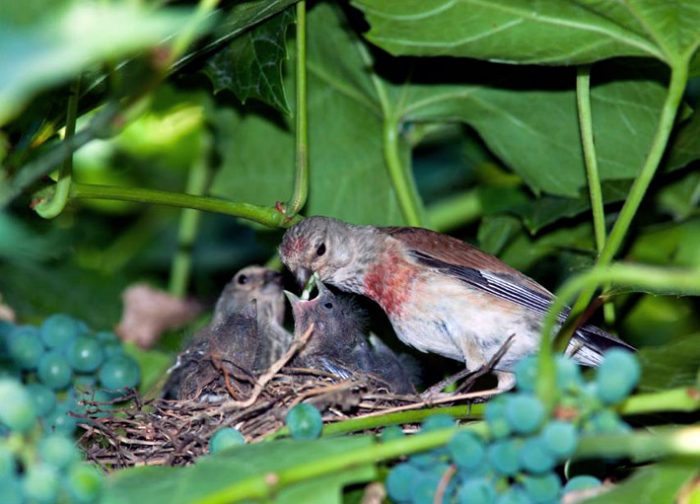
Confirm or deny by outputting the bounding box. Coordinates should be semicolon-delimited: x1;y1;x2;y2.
70;183;299;228
576;65;615;324
427;189;482;232
34;78;81;219
552;60;689;351
383;118;423;226
285;0;309;217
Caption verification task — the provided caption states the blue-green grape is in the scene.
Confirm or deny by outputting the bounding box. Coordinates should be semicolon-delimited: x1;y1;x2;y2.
495;486;531;504
103;343;124;359
0;379;37;432
39;434;79;469
38;351;73;390
456;477;497;504
409;451;442;470
26;383;57;417
555;356;583;392
285;403;322;440
8;325;44;370
0;476;23;504
65;463;104;504
40;314;79;350
422;414;455;432
487;439;520;476
74;375;97;391
43;403;78;434
208;427;245;453
379;425;405;442
386;463;423;503
585;410;631;435
595;349;640;404
0;320;14;340
563;475;602;493
67;337;104;373
541;421;578;460
22;463;59;503
98;355;140;390
0;446;17;479
0;359;21;379
448;431;486;471
514;356;538;392
504;394;545;435
522;473;561;503
485;397;512;439
95;331;119;344
519;437;556;474
411;473;441;504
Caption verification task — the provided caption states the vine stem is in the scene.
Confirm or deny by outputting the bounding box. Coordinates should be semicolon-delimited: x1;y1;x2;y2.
70;183;300;228
34;78;81;218
168;135;212;297
544;60;689;359
575;65;615;324
285;0;309;217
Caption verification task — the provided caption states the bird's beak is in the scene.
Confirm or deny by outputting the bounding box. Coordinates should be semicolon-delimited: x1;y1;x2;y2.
284;290;301;306
315;279;329;295
295;266;312;287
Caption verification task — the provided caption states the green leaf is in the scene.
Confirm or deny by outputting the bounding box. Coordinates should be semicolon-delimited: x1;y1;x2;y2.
0;3;205;126
352;0;700;66
657;170;700;220
584;459;698;504
666;111;700;173
477;215;521;255
209;3;407;225
123;343;173;396
102;436;375;504
637;334;700;391
202;8;294;114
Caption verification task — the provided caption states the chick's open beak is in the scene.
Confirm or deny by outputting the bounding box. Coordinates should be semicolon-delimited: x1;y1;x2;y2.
295;266;312;287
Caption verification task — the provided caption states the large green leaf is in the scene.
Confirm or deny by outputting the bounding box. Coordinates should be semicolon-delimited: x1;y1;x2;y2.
102;436;375;504
637;334;700;391
0;3;204;126
210;3;407;225
352;0;700;66
202;8;295;114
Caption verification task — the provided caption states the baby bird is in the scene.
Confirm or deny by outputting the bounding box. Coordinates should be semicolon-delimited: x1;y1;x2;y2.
162;266;292;401
286;281;415;394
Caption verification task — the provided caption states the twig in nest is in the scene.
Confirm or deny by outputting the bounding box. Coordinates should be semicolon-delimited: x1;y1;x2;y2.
455;333;515;394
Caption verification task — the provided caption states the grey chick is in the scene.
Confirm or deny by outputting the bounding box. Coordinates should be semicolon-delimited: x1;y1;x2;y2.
286;281;415;394
163;266;292;401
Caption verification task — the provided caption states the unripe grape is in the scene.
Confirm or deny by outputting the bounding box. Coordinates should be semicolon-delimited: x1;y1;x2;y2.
95;331;119;344
41;314;79;350
0;446;17;479
65;463;104;504
541;421;578;460
26;383;57;417
485;397;512;439
563;475;601;493
39;434;79;469
379;425;405;442
67;337;105;373
522;473;561;503
98;355;140;390
0;476;23;504
448;431;486;471
0;379;37;432
487;439;520;476
43;403;77;434
412;472;441;504
555;356;583;392
386;463;423;502
456;477;497;504
495;486;530;504
519;437;556;474
8;325;43;370
596;349;640;404
285;403;322;440
514;356;538;392
208;427;245;453
422;413;455;432
38;351;73;390
505;394;545;435
22;463;59;503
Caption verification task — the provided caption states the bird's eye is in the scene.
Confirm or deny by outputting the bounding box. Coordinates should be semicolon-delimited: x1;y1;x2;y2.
237;274;248;285
324;302;333;309
316;243;326;256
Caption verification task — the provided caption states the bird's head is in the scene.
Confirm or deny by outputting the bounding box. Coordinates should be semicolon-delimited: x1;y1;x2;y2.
279;216;374;292
213;266;284;327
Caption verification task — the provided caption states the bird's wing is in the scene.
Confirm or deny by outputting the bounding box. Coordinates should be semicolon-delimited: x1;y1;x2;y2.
381;226;553;297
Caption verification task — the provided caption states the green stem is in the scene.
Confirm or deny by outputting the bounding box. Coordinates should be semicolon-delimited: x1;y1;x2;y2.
621;387;700;416
169;0;220;63
427;189;482;232
168;137;211;297
34;78;81;219
285;0;309;217
265;403;486;441
553;60;689;350
575;65;615;325
70;183;299;228
383;118;423;226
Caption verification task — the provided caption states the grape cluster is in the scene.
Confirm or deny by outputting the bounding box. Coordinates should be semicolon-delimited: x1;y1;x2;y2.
0;314;141;503
384;349;641;504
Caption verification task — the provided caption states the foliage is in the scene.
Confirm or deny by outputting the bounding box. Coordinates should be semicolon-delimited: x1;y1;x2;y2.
0;0;699;502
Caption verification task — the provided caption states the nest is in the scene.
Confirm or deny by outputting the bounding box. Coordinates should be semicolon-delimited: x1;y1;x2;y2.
78;327;498;469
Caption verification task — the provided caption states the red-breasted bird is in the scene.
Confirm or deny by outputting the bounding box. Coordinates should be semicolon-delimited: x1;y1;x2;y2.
286;281;415;394
279;216;633;389
163;266;292;401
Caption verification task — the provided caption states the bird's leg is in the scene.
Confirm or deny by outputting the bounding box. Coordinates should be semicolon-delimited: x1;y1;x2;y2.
210;352;239;400
421;337;486;400
455;333;517;394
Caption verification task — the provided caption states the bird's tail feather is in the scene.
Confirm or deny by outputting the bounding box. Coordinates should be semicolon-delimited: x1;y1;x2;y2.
568;324;635;366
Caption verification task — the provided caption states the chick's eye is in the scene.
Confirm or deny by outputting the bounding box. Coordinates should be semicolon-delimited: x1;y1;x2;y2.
316;243;326;256
237;274;248;285
323;302;333;310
